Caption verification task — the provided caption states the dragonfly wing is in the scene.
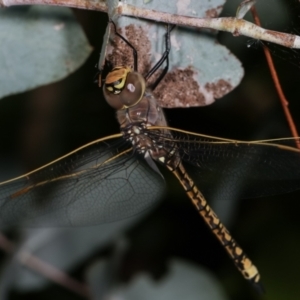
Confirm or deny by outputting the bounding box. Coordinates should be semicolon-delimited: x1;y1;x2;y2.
0;140;165;228
183;140;300;200
148;129;300;200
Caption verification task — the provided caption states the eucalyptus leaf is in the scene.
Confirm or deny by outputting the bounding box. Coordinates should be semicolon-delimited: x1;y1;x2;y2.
103;259;228;300
0;6;92;99
100;0;243;107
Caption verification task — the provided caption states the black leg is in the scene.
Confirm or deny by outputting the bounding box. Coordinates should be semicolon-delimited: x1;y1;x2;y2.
145;24;175;90
111;20;138;72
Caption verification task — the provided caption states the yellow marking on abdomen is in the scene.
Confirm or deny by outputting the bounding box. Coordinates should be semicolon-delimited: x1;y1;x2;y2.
167;161;262;289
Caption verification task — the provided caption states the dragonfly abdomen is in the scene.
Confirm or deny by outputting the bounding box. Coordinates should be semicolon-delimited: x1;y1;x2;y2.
167;160;263;291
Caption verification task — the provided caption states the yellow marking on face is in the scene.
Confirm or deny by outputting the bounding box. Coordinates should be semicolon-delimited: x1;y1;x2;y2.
105;67;131;86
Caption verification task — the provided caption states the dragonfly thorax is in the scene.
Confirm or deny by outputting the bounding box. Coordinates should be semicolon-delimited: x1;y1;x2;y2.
105;67;178;167
117;92;179;167
121;121;177;169
103;66;146;110
116;92;168;128
123;122;158;154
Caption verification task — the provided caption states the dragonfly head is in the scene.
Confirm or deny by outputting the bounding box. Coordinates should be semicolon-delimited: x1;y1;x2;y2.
103;66;146;110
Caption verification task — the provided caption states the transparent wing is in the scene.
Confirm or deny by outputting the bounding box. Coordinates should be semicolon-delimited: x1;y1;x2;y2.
0;138;165;228
148;128;300;200
2;127;300;229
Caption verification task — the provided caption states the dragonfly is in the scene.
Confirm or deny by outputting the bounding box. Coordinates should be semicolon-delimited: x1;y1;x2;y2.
1;20;300;292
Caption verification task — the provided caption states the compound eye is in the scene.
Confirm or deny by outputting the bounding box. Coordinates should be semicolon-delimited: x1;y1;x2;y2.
103;68;146;110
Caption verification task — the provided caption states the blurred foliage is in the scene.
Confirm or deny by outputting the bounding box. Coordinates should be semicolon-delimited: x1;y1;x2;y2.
0;6;92;99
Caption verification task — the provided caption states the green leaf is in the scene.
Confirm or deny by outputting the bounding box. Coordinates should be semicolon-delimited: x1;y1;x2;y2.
100;0;243;107
0;6;93;99
95;259;228;300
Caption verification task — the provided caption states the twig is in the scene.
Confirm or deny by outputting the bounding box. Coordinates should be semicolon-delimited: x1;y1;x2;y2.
1;0;300;50
0;232;90;298
0;0;107;11
250;6;300;148
18;250;90;298
119;5;300;49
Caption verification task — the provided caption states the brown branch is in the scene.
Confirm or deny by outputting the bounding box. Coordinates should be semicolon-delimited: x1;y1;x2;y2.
0;0;108;11
2;0;300;50
250;6;300;148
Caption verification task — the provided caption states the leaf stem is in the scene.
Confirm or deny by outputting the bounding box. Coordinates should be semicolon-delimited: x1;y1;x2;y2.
0;232;90;298
250;6;300;149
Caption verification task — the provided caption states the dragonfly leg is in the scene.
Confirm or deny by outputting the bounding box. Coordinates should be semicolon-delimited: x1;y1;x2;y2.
110;20;138;72
167;161;263;292
145;24;176;89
